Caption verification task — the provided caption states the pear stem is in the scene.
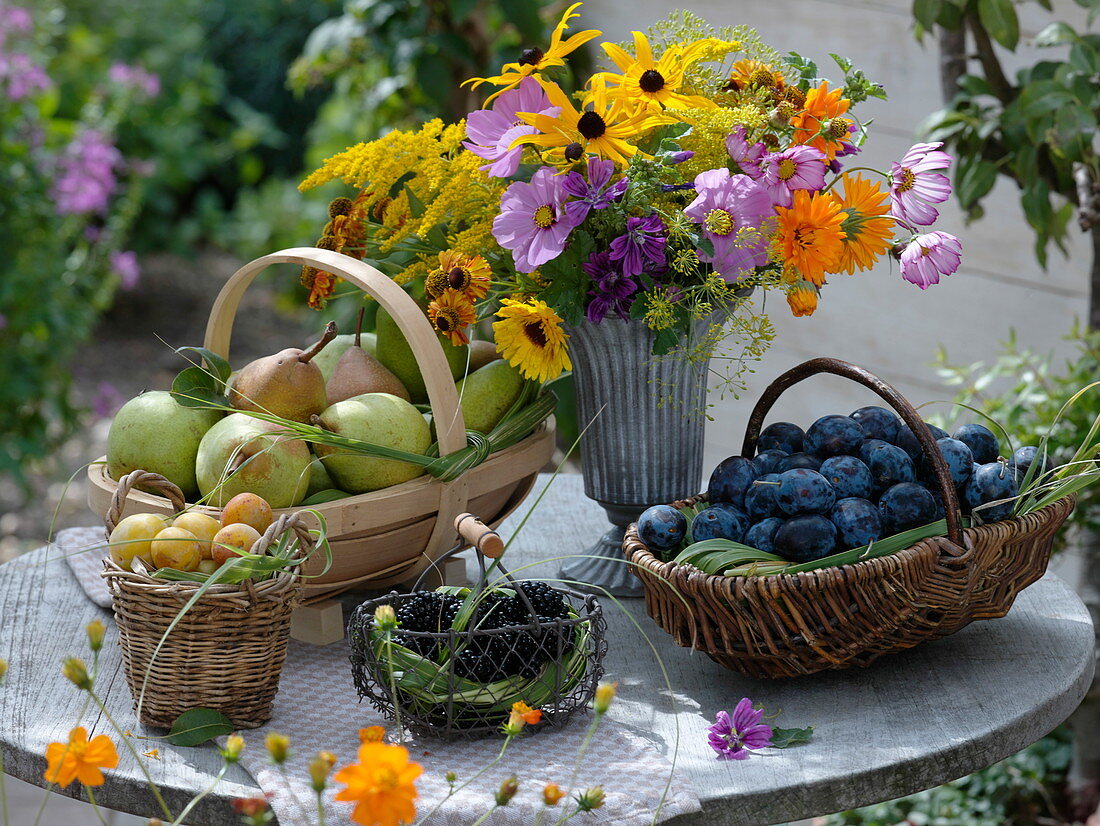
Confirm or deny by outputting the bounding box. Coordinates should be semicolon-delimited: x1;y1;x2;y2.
310;414;330;431
354;305;365;349
300;321;338;364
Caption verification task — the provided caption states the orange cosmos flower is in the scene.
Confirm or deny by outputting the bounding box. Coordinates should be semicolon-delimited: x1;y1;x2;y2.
427;288;478;347
335;742;422;826
787;281;820;317
773;190;846;286
830;174;895;274
43;727;119;789
790;81;851;161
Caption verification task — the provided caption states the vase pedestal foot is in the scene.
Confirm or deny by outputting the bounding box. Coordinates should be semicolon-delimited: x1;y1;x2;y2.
559;525;644;598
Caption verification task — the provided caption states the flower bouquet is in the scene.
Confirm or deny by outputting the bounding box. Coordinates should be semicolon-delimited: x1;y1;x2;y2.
298;4;961;592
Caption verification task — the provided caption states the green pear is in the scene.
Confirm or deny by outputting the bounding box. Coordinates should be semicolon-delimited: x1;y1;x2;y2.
455;360;524;434
230;323;336;423
375;305;468;403
195;413;311;508
107;391;222;497
305;453;335;497
468;339;501;372
314;393;431;493
311;332;377;382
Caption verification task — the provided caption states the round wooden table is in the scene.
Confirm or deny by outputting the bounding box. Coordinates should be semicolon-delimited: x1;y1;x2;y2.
0;473;1094;825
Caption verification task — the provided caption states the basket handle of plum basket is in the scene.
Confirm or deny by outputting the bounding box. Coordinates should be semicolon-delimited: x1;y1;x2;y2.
202;248;471;576
741;357;964;546
104;470;187;541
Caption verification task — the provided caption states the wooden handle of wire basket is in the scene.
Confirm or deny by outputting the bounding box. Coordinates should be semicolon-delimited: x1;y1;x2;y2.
742;357;964;546
105;469;316;560
454;513;504;559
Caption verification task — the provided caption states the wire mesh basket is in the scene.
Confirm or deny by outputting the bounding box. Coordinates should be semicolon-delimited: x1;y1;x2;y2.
349;513;607;740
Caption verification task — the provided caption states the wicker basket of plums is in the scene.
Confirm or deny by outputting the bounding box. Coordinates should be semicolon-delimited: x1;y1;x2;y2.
623;358;1075;679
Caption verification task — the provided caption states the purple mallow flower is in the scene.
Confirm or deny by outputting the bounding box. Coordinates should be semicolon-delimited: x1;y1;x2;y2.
609;214;666;278
684;168;772;281
562;157;628;224
707;698;773;761
725;127;766;180
492;165;580;272
464;77;556;179
583;251;637;323
897;230;961;289
51;129;121;215
758;145;827;208
890;142;953;227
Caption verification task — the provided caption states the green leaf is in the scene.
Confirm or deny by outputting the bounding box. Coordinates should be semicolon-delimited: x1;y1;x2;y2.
1035;21;1079;47
174;346;231;385
166;708;234;746
303;488;352;505
913;0;943;31
977;0;1019;49
955;158;998;209
171;367;228;409
771;726;814;748
499;0;543;41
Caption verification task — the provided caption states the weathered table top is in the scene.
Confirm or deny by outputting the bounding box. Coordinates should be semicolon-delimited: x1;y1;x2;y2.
0;472;1094;825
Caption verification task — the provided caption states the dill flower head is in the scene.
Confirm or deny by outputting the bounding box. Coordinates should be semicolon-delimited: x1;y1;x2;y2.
676;105;766;178
492;298;571;383
43;727;119;789
334;742;422;826
773;190;846;286
831;174;895;274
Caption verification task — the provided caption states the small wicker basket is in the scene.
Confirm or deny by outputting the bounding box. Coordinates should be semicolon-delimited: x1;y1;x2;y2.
101;469;315;728
349;514;608;740
623;358;1076;680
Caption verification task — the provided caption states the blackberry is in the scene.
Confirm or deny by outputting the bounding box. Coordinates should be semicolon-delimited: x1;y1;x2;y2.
391;591;462;659
516;582;569;620
453;634;510;682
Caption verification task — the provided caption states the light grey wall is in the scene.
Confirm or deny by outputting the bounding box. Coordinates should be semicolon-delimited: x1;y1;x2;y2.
584;0;1092;473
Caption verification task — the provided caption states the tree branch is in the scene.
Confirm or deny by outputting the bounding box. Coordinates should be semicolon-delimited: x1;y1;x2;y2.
966;12;1016;105
937;26;968;105
1076;162;1100;232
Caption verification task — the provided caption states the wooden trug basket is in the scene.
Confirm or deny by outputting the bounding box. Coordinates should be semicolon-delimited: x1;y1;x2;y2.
88;247;555;596
623;358;1076;680
101;470;313;728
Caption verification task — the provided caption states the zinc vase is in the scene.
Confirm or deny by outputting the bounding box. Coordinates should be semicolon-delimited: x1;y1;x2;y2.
560;315;716;596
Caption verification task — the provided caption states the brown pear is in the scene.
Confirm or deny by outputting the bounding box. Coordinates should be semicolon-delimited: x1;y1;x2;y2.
230;322;337;422
326;308;410;403
468;339;501;372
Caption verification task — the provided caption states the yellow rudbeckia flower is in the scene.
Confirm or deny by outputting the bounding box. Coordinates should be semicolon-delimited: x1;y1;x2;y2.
463;3;601;105
597;32;732;112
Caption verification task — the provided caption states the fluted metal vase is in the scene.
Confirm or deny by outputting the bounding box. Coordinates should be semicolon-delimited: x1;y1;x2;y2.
561;316;714;597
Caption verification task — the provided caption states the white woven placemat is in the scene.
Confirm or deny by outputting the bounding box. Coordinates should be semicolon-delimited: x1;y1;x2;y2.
57;526;702;825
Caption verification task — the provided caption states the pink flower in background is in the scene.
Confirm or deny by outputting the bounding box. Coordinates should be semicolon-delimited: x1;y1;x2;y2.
707;698;773;761
492;166;580;272
107;62;160;98
463;77;556;178
758;144;828;208
0;51;50;100
684;167;772;281
889;142;953;227
0;5;32;36
0;314;7;330
725;127;765;179
110;250;140;290
898;230;961;288
91;381;126;419
51;130;121;215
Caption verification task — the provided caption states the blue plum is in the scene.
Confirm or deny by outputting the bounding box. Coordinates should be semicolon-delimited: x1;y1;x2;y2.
850;406;900;443
776;468;837;516
923;437;974;487
830;497;883;549
776;452;823;472
707;456;757;507
960;462;983;512
745;474;782;521
894;426;923;463
691;503;750;543
819;455;874;500
964;462;1019;522
773;514;838;563
1009;445;1055;483
859;438;891;464
878;482;938;533
752;449;788;477
953;423;999;464
926;423;950;441
758;422;805;455
805;414;864;458
745;517;784;553
637;505;687;552
864;442;916;491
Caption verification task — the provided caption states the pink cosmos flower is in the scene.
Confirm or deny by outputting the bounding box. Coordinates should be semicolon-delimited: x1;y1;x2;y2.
463;77;556;179
758;144;828;208
707;699;773;760
898;230;962;288
725;127;765;179
683;168;772;281
493;166;580;272
890;142;953;227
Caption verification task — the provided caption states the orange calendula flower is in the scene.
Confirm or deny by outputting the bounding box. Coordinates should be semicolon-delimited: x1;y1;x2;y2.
513;701;542;725
511;77;676;167
773;190;846;286
426;251;491;301
44;727;119;789
597;31;728;112
427;289;478;347
493;298;571;383
463;3;601;104
334;741;422;826
830;174;895;274
787;281;820;317
790;81;851;161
